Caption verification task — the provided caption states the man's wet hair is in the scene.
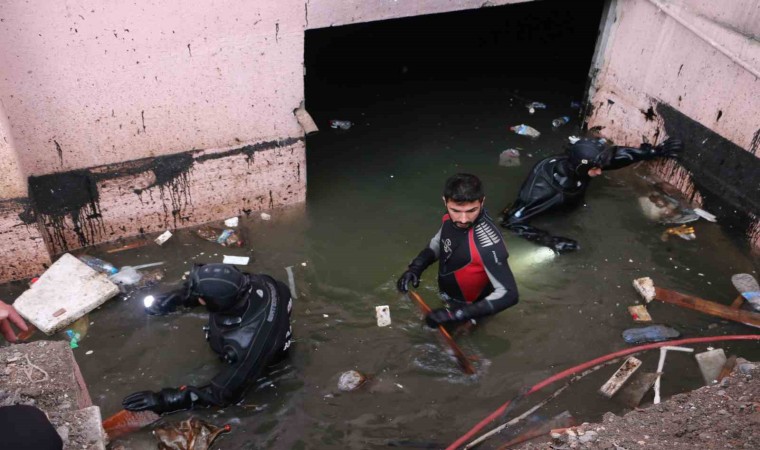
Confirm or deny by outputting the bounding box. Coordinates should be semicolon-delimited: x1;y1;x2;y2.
443;173;484;202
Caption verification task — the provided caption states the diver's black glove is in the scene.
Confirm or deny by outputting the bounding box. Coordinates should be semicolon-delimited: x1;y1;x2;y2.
397;270;420;293
424;308;455;328
653;137;683;158
550;236;579;253
144;291;185;315
122;387;192;414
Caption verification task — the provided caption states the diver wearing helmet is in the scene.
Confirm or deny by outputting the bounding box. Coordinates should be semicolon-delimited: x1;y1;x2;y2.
501;137;683;252
122;263;293;414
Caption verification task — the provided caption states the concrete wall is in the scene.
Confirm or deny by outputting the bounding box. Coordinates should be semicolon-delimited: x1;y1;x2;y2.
586;0;760;247
306;0;530;29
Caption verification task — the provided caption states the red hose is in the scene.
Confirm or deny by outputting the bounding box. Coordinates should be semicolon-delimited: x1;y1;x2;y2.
446;334;760;450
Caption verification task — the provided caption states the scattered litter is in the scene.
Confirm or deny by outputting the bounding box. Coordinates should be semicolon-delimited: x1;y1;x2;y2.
323;314;329;318
109;266;142;289
395;383;404;389
222;255;250;266
498;149;521;167
616;371;658;408
195;226;244;247
65;330;80;349
568;135;580;144
622;325;680;344
103;409;160;441
632;277;656;303
78;255;118;275
329;119;353;130
731;273;760;311
599;357;642;398
525;101;547;110
627;305;652;322
154;230;173;246
224;217;239;227
716;354;737;383
654;346;694;404
693;208;717;222
661;225;696;241
551;116;570;128
509;124;540;138
285;266;298;299
695;348;727;385
14;254;119;335
375;305;391;327
260;212;271;221
106;240;150;253
301;262;307;266
85;350;93;355
338;370;367;392
153;417;230;450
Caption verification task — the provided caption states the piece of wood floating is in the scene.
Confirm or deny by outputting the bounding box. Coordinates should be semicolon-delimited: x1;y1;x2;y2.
653;287;760;328
730;295;745;310
628;305;652;322
599;356;642;398
102;409;160;440
717;355;738;382
408;291;475;375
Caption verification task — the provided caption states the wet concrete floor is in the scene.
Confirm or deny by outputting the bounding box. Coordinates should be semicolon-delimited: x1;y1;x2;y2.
2;75;759;449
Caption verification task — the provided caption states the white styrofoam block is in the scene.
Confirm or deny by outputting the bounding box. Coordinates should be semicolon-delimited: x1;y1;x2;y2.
633;277;656;303
375;305;391;327
223;255;250;265
14;253;119;335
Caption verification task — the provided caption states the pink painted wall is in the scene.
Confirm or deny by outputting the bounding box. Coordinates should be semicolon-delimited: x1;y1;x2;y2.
587;0;759;149
0;0;306;177
586;0;760;247
306;0;530;29
0;102;27;199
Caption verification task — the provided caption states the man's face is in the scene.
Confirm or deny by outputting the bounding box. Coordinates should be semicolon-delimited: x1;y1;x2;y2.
443;198;483;229
587;167;603;177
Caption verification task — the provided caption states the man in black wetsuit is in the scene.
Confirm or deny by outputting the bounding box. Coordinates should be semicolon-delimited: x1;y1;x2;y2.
122;263;293;414
397;174;519;328
501;137;683;253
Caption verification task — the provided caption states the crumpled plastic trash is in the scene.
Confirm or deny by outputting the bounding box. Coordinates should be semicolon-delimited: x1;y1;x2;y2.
661;224;696;241
153;417;230;450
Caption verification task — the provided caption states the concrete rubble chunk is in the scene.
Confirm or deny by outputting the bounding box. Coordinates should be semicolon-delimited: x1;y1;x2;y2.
695;348;727;385
13;253;119;335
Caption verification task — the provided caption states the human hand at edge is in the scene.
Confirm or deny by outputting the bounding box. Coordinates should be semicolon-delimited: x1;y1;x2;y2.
396;270;420;293
0;300;29;343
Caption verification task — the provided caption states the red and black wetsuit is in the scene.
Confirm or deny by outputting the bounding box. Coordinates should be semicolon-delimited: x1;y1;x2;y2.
406;210;518;322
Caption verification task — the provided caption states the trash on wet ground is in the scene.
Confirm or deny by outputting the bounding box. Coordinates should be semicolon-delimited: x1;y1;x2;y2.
635;277;760;327
224;216;239;227
661;224;696;241
654;345;694;404
154;230;173;246
338;370;367;392
693;207;717;222
509;124;540;138
525;101;546;114
695;348;727;385
222;255;250;266
102;409;160;441
599;357;642;398
497;410;575;449
627;305;652;322
375;305;391;327
499;149;521;167
109;266;142;288
615;371;658;408
260;212;271;221
551;116;570;128
731;273;760;311
105;239;150;253
716;354;737;383
78;255;118;275
329;119;353;130
65;329;80;349
195;226;244;247
622;325;680;344
14;254;120;335
153;417;230;450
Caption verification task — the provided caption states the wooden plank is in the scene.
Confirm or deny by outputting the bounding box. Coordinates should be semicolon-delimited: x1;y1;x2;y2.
717;355;738;382
653;287;760;328
616;372;658;408
408;291;476;375
730;295;745;311
599;357;642;398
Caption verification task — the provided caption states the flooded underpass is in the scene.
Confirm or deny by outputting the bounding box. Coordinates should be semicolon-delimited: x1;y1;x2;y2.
3;1;760;449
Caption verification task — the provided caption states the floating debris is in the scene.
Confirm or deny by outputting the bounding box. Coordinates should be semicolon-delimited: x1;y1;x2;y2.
338;370;367;392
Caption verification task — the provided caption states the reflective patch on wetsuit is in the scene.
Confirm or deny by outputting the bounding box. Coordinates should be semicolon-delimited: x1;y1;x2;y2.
475;222;501;247
267;284;278;322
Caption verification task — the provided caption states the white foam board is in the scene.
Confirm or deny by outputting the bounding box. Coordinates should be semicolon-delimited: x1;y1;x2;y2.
14;253;120;335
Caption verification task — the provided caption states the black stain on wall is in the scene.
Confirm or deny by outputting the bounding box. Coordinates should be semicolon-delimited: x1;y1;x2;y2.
54;140;63;165
657;102;760;234
640;106;656;122
28;170;104;253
